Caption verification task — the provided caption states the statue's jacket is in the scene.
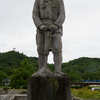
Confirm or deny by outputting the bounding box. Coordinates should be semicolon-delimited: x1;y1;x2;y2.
32;0;65;34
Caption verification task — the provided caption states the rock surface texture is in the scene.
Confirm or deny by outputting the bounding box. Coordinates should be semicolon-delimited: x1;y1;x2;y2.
27;69;72;100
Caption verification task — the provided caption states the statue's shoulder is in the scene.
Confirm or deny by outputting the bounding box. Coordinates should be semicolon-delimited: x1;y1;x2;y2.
34;0;41;4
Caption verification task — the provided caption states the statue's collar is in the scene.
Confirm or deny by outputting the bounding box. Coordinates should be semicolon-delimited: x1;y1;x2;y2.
44;0;53;2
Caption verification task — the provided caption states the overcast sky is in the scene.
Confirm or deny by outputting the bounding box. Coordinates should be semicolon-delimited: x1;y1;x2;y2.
0;0;100;63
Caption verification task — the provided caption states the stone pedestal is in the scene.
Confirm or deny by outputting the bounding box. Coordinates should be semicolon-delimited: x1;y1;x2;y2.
27;76;72;100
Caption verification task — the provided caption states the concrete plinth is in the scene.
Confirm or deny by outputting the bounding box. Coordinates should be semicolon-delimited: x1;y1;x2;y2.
27;76;72;100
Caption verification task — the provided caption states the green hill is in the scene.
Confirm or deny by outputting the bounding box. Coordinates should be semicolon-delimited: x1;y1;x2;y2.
0;51;100;82
0;51;38;76
62;57;100;81
62;57;100;74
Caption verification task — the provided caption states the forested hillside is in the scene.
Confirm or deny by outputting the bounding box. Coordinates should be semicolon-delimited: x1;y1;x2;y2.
0;51;100;82
62;57;100;73
0;51;39;77
62;57;100;81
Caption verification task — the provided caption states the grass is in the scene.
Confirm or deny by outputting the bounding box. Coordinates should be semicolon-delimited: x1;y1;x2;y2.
14;89;27;91
71;87;100;99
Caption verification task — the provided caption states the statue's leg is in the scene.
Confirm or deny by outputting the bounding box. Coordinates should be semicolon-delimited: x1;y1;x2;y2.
51;33;66;76
54;52;62;72
36;30;49;69
36;30;46;69
54;53;66;75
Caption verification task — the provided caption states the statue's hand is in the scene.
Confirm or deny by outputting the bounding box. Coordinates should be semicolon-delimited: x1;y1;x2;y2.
39;25;48;32
49;24;58;32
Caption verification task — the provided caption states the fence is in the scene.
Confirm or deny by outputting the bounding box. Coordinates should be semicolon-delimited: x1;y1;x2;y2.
2;88;15;100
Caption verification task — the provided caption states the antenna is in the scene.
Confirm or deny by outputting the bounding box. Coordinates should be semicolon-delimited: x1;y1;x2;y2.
13;48;16;51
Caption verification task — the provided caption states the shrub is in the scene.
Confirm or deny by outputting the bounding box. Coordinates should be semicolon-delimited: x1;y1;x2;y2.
71;87;100;99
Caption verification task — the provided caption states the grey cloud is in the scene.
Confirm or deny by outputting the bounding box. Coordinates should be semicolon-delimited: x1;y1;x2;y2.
0;0;100;63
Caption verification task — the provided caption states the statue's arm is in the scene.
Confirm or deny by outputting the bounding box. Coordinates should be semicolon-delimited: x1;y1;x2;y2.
54;0;65;27
32;0;43;28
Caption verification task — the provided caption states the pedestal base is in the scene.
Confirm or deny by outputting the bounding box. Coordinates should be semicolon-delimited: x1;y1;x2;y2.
27;76;72;100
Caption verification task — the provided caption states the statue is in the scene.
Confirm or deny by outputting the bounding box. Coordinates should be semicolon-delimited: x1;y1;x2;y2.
32;0;66;76
27;1;72;100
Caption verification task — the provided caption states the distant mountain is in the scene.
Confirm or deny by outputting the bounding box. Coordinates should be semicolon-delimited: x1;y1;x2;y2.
62;57;100;74
0;51;100;81
0;51;38;76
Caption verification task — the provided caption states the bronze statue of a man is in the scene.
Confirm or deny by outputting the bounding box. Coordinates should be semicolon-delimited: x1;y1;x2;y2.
32;0;66;75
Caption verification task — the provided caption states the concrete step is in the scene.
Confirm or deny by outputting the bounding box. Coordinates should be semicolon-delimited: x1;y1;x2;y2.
0;95;6;100
14;94;27;100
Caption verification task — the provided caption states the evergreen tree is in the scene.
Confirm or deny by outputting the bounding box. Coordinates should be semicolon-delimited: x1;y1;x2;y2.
11;58;34;89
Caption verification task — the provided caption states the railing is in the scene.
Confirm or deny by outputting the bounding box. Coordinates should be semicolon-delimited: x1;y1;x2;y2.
71;82;100;85
2;88;15;100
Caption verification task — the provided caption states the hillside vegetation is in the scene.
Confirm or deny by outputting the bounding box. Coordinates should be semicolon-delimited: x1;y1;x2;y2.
0;51;38;76
0;51;100;83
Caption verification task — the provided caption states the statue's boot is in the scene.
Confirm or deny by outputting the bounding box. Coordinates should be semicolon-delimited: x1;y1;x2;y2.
38;54;45;69
32;54;51;76
54;53;67;76
38;54;48;69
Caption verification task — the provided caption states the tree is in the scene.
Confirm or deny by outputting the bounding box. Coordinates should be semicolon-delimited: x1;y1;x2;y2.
81;71;94;80
67;70;81;82
11;58;34;89
93;71;100;80
0;71;7;85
